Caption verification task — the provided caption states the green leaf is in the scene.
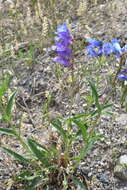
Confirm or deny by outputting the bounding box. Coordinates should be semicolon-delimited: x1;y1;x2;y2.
31;0;38;6
18;170;32;178
89;81;101;112
6;91;16;119
0;75;12;98
23;177;43;190
75;134;102;163
27;139;49;166
3;147;30;163
101;103;113;110
121;86;127;104
0;127;18;136
15;170;33;182
67;113;90;121
73;120;88;143
101;104;113;115
29;138;49;153
72;177;87;190
51;120;67;141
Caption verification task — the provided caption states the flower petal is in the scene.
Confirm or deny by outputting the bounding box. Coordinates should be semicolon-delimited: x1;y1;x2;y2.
122;44;127;53
102;42;113;55
87;38;102;47
53;56;71;67
117;74;127;80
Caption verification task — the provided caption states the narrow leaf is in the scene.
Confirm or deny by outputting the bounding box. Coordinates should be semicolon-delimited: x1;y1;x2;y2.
29;138;49;153
0;127;18;136
6;91;16;118
3;147;30;163
72;177;87;190
73;120;88;143
0;75;12;98
67;113;90;121
23;177;43;190
89;81;101;112
16;170;33;181
27;139;49;166
51;121;67;141
101;103;113;110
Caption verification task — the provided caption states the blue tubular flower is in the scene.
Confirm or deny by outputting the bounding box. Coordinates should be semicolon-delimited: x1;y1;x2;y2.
86;46;101;56
102;42;113;55
125;60;127;66
121;44;127;65
122;44;127;53
120;69;127;74
53;23;73;67
85;37;127;65
117;74;127;80
87;38;102;47
118;69;127;80
112;39;122;58
86;38;103;56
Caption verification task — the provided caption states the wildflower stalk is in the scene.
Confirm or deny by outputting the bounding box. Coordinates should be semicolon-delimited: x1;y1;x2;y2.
112;55;125;86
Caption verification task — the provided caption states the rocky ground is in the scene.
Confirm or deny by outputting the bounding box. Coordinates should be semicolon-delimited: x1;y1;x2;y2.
0;0;127;189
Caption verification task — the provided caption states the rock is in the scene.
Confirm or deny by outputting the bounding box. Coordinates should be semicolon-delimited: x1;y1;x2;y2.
115;114;127;125
114;155;127;181
97;174;111;184
119;155;127;165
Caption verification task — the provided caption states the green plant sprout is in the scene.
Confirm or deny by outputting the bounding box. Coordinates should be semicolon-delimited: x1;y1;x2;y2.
0;74;16;124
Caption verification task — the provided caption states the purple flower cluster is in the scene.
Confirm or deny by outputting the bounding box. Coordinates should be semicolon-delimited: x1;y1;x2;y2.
53;23;73;67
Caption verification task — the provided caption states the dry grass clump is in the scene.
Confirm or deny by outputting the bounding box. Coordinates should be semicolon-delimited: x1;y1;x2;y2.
0;0;104;60
77;0;87;16
0;0;78;51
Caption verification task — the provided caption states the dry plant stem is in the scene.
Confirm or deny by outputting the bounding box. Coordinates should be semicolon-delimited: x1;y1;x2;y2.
113;62;122;86
69;60;75;115
104;57;125;104
71;60;75;87
22;96;35;128
112;53;127;86
17;113;23;137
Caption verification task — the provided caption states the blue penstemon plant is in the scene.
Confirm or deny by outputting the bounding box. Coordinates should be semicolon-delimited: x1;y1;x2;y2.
86;38;127;60
86;37;127;108
86;38;125;58
86;38;127;86
117;68;127;110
